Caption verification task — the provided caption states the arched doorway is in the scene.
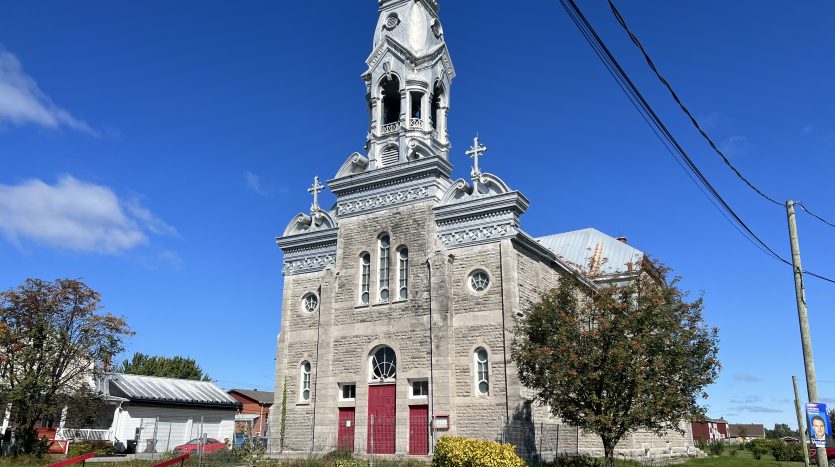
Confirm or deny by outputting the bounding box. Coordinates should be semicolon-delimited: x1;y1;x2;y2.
367;346;396;454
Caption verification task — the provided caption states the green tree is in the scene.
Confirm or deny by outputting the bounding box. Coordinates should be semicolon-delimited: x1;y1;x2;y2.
115;352;210;381
512;264;720;467
0;278;133;454
765;423;799;440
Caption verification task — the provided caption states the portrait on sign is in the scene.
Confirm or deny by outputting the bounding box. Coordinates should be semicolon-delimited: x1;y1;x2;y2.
806;403;833;447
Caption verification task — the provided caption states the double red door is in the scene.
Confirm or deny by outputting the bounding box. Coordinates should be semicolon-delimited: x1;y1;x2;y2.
367;384;395;454
337;408;355;452
408;405;429;455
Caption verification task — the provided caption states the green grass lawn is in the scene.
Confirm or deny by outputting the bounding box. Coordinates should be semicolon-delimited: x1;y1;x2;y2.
681;447;804;467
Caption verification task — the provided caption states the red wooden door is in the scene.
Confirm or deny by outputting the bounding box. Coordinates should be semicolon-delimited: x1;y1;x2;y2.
367;384;396;454
337;408;355;452
408;405;429;455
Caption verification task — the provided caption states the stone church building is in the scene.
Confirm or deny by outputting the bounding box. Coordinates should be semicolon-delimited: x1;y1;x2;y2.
270;0;696;459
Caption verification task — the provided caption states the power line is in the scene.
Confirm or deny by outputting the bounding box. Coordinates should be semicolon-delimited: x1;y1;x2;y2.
607;0;835;230
555;0;835;285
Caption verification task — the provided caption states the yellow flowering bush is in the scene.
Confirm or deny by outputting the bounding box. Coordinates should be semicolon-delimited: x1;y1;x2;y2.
432;436;525;467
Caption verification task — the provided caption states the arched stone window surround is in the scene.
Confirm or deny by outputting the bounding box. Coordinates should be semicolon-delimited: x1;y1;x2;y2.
470;345;492;397
395;245;409;301
463;266;494;296
367;344;398;384
358;251;372;305
378;233;392;301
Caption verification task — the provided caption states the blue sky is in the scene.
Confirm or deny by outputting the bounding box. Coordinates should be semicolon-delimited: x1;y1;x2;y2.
1;1;833;430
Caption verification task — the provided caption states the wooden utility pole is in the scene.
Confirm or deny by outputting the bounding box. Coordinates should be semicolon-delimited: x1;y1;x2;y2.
786;201;828;467
794;376;812;467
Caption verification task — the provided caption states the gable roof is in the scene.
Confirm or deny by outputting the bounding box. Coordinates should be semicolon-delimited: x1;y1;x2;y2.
107;373;239;408
229;389;274;404
537;228;644;277
728;424;766;437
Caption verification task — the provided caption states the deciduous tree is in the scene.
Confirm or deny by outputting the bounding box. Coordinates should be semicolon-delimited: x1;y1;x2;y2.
0;278;132;454
512;264;720;467
115;352;210;381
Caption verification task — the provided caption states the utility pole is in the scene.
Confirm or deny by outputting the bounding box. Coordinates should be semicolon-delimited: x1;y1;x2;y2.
787;201;828;467
794;376;811;467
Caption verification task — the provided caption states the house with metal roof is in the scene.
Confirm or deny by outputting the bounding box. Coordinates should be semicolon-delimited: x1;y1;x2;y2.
228;389;274;437
57;373;240;454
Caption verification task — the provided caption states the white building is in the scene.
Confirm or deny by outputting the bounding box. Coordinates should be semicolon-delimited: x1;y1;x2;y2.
58;373;239;454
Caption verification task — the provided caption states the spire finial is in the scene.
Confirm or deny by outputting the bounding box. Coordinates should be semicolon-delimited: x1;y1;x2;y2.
308;176;325;212
466;134;488;181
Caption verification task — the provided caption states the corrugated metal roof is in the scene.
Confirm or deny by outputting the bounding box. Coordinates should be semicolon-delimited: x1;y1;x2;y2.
537;228;644;276
108;373;239;407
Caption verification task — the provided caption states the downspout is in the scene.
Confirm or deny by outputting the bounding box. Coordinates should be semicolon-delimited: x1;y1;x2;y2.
498;243;510;425
426;258;435;454
311;284;323;452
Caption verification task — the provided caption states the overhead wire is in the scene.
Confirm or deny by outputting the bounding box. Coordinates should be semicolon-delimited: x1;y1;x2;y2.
607;0;835;229
555;0;835;285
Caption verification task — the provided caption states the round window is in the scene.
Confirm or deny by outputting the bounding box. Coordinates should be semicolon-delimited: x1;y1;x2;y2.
384;13;400;30
469;270;490;292
302;293;318;313
371;346;396;382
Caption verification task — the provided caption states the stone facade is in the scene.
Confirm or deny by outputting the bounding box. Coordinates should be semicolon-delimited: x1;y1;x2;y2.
269;0;697;460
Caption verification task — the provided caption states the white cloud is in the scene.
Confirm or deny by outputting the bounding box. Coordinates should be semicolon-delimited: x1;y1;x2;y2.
733;374;762;383
719;135;749;157
244;171;271;196
0;48;97;135
0;175;176;254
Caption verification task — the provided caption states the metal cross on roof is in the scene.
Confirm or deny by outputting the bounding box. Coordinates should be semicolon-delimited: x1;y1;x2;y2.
308;176;324;212
465;134;487;178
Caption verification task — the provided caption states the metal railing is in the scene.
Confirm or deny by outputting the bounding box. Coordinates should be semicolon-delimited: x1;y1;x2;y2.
46;452;95;467
380;121;401;134
55;429;112;441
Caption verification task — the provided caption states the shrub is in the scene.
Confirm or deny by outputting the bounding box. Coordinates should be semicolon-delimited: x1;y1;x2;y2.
695;438;707;452
708;439;725;456
432;436;524;467
746;438;773;460
771;441;803;462
67;440;116;458
729;448;737;457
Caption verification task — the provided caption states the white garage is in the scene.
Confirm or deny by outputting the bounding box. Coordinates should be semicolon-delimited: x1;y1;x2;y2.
104;373;239;454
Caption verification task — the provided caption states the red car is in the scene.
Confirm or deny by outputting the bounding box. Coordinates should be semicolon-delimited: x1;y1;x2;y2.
810;446;835;467
173;438;226;455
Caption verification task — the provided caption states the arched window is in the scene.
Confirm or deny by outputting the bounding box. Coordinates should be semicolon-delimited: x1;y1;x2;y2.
380;76;401;125
370;346;396;383
300;361;311;402
474;348;489;395
379;235;390;300
431;82;444;130
360;253;371;304
397;247;409;300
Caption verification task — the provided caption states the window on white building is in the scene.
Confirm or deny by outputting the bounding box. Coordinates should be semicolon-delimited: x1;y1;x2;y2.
469;270;490;293
370;346;396;383
300;361;311;402
474;348;489;395
398;247;409;300
410;379;428;398
339;383;356;401
360;253;371;304
379;235;390;300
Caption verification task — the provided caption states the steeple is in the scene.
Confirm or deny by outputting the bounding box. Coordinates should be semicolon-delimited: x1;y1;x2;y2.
362;0;455;170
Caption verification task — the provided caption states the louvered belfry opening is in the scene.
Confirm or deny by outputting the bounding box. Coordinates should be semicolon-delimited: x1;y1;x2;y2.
380;144;399;167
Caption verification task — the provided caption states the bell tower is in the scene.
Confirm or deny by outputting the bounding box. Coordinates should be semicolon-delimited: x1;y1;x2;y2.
362;0;455;170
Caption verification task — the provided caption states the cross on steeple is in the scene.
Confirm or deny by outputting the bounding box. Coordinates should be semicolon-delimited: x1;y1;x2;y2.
466;134;487;179
308;176;325;212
